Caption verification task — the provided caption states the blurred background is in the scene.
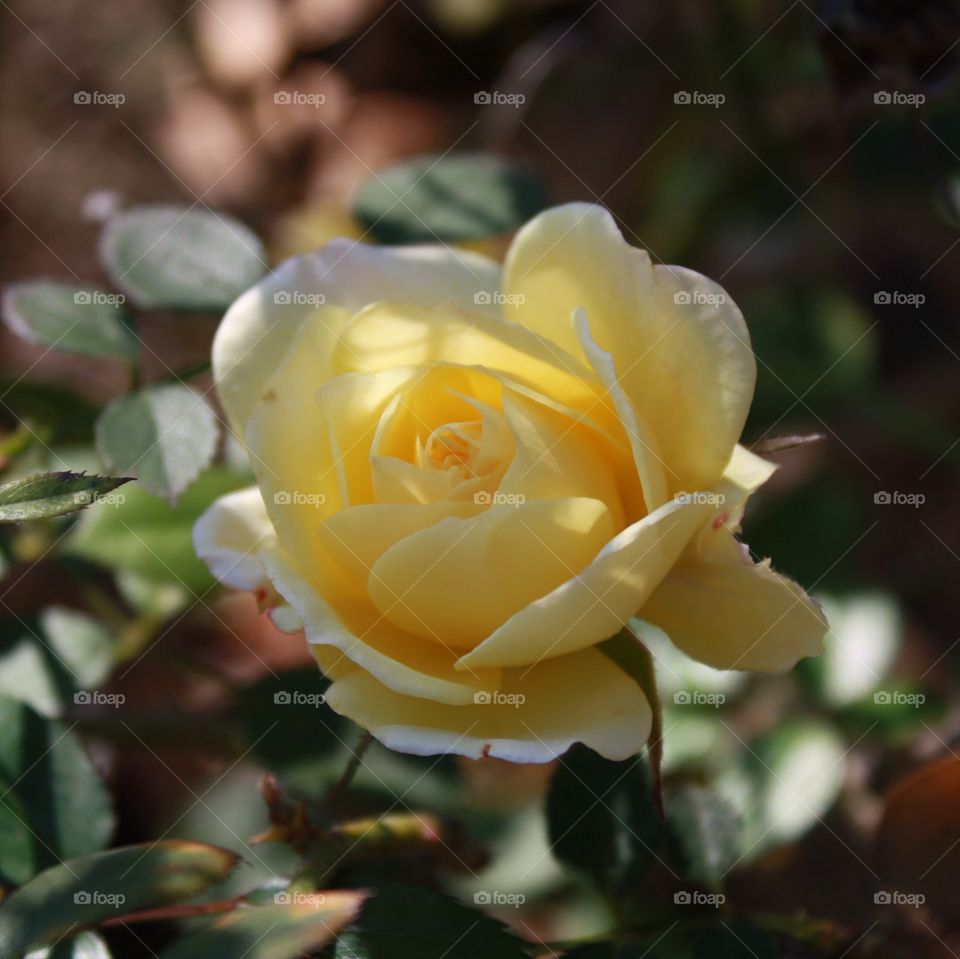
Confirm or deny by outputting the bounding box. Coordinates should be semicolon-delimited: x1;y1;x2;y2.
2;0;960;956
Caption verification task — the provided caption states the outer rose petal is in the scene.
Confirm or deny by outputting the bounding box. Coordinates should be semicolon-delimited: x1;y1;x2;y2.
193;486;275;591
260;547;502;705
642;443;827;671
455;494;715;671
214;241;502;436
323;646;652;762
641;535;828;672
503;203;756;492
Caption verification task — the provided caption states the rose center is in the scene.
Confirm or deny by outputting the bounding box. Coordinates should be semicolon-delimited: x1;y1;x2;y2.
421;421;483;475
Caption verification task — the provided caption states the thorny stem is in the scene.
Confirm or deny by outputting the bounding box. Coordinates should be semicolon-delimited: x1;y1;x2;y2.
326;732;375;809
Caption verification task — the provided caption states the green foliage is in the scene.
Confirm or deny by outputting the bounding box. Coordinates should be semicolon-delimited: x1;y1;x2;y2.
158;897;365;959
99;207;266;311
0;841;241;956
0;472;130;523
666;784;741;888
0;608;115;718
353;153;549;244
546;746;664;891
95;384;219;504
66;467;249;595
334;885;533;958
25;931;112;959
2;281;137;362
0;697;114;886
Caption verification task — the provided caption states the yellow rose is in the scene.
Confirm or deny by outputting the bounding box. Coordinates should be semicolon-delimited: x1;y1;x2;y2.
195;203;827;763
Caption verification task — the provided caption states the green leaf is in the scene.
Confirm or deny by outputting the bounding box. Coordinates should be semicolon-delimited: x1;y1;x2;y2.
546;746;664;889
236;669;345;780
600;628;664;813
2;280;137;361
66;467;250;597
0;841;242;956
99;206;266;311
717;719;846;859
0;698;115;884
666;784;741;888
0;608;115;718
0;472;130;523
353;153;549;244
95;384;219;504
26;930;112;959
0;783;35;887
159;895;366;959
335;885;532;958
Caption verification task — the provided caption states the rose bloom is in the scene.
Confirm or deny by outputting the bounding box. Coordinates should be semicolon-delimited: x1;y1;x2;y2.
195;203;827;763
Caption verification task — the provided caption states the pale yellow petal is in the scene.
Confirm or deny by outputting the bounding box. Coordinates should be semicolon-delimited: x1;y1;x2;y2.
192;486;275;590
323;646;651;762
503;203;755;492
368;498;615;648
456;494;714;670
260;546;500;705
642;533;828;672
214;240;501;437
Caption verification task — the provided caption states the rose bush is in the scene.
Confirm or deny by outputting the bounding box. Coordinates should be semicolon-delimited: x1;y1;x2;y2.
194;203;827;763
